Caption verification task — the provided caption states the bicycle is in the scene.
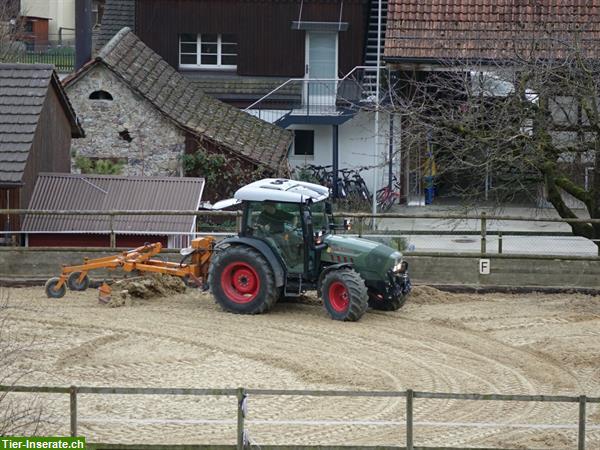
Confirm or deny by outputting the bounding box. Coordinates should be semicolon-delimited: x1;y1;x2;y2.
376;175;402;212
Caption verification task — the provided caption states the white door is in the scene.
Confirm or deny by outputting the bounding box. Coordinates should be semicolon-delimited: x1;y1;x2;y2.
305;32;338;111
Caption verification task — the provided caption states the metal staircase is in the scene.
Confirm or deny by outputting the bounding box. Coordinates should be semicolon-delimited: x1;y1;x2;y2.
362;0;388;99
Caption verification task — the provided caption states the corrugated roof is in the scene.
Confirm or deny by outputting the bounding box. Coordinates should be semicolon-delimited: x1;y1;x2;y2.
22;173;205;234
385;0;600;62
0;64;84;186
96;0;135;49
69;28;292;173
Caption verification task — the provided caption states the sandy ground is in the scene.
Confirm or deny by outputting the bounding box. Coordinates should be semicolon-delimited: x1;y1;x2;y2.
1;284;599;448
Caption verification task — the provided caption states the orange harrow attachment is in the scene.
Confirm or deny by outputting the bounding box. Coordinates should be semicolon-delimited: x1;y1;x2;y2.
44;237;215;299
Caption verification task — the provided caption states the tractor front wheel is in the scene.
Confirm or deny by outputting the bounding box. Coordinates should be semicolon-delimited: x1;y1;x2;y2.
209;246;279;314
368;292;408;311
321;268;368;321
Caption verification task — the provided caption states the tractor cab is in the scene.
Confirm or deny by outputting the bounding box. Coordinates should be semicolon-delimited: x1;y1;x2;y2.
236;179;331;277
209;178;411;321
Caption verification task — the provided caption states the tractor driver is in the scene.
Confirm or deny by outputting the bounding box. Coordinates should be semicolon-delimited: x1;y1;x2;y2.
256;203;304;272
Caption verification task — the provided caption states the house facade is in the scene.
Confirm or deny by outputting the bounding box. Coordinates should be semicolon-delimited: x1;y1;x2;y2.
383;0;600;206
100;0;396;198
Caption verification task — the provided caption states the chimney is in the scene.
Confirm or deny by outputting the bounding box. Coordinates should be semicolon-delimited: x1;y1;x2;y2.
75;0;92;71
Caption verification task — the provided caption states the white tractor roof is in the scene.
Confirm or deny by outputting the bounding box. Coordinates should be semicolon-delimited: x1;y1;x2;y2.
234;178;330;203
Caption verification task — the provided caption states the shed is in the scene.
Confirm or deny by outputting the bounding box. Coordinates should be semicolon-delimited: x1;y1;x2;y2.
22;173;205;248
0;64;84;244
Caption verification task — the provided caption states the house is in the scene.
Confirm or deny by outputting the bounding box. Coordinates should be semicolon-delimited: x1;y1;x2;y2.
63;27;292;199
0;63;84;244
383;0;600;206
22;173;204;248
97;0;394;197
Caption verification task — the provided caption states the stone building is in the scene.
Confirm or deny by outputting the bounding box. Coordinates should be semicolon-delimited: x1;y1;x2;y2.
63;27;292;178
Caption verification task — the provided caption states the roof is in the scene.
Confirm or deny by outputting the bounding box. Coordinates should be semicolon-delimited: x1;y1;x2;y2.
183;74;301;101
234;178;330;203
22;173;205;234
67;28;292;173
0;64;84;186
96;0;135;49
385;0;600;62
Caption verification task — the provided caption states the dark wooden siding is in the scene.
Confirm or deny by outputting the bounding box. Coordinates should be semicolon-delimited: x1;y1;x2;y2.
20;83;72;212
0;188;20;244
136;0;368;77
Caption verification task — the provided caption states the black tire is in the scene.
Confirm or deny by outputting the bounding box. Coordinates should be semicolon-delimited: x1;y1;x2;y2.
45;277;66;299
67;272;90;291
321;268;368;321
368;292;408;311
209;245;279;314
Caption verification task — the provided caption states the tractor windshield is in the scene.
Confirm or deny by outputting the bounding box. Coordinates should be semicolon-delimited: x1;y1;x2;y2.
310;201;329;232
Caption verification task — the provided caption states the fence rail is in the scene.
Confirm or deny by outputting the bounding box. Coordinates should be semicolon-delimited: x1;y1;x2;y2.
1;209;599;257
0;384;597;450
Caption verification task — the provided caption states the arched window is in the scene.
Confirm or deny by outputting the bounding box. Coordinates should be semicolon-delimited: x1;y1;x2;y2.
89;90;113;100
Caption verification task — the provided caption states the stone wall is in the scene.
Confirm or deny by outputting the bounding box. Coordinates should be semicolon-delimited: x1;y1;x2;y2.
66;64;185;176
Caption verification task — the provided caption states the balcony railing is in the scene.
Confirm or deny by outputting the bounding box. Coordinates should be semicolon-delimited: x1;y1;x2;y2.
245;66;379;124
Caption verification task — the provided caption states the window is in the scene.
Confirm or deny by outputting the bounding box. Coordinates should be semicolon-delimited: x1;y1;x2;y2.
24;20;34;33
293;130;315;156
89;90;113;100
179;33;237;69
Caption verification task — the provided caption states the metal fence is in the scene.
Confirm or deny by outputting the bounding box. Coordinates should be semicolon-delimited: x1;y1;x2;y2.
0;384;597;450
11;49;75;72
1;209;599;259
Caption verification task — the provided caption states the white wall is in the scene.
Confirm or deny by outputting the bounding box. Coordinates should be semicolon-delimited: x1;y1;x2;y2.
287;110;395;192
21;0;75;39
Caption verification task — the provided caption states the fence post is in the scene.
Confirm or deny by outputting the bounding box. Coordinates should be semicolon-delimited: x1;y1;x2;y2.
498;231;503;254
406;389;414;450
237;387;246;450
578;395;586;450
480;212;487;254
358;216;364;237
109;214;116;248
69;385;77;437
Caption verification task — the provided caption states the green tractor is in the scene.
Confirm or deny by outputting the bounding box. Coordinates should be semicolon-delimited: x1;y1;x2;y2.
208;178;411;321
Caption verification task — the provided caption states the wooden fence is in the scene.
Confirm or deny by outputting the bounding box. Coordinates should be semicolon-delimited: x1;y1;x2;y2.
1;209;599;259
1;384;598;450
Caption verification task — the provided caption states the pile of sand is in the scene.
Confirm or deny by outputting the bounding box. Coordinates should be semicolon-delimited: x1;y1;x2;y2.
106;274;187;307
409;285;460;305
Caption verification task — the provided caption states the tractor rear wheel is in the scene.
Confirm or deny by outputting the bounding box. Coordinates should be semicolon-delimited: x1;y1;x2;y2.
368;292;408;311
321;268;368;321
209;245;279;314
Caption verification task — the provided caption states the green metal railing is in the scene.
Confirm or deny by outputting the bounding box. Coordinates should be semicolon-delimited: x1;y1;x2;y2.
12;50;75;72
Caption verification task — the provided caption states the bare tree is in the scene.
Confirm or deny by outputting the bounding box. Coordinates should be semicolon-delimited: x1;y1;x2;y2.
0;0;23;62
0;289;44;436
390;28;600;253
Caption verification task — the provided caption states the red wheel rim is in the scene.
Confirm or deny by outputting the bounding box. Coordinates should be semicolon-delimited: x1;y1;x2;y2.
328;281;349;313
221;262;260;304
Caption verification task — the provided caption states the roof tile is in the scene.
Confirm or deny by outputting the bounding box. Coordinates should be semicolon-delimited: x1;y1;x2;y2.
385;0;600;61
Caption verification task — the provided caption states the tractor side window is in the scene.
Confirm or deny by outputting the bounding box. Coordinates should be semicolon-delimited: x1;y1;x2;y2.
246;202;304;272
310;201;328;231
